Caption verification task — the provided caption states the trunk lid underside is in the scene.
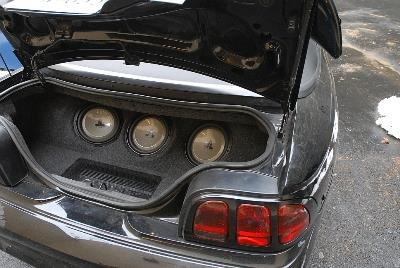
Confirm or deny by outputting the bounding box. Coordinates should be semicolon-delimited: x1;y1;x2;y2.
0;0;319;109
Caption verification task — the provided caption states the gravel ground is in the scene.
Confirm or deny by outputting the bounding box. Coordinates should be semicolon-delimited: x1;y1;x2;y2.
0;251;31;268
0;0;399;267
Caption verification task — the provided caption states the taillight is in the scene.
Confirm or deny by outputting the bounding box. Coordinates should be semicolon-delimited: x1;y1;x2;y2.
189;200;311;249
278;204;309;244
236;204;271;247
193;201;229;242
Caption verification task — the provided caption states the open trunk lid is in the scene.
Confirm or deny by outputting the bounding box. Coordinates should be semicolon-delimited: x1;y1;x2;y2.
0;0;341;111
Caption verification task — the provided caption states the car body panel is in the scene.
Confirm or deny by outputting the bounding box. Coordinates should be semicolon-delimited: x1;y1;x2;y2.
0;1;341;266
0;163;328;268
283;51;337;192
312;0;342;59
0;47;338;266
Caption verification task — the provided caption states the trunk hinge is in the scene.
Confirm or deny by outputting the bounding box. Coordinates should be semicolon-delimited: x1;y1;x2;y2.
30;51;47;85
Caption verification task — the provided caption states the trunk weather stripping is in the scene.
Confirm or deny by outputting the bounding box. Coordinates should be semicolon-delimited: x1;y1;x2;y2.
0;77;277;211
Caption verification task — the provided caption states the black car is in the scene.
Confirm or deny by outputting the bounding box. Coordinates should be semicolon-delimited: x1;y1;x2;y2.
0;0;341;267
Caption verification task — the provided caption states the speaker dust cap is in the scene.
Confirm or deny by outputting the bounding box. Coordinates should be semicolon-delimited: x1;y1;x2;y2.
80;107;119;143
189;125;227;164
130;116;168;154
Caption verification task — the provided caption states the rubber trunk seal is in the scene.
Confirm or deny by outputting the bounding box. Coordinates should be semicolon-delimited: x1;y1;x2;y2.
0;78;277;211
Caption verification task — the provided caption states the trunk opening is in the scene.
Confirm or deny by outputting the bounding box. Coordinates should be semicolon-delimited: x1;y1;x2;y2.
0;79;275;209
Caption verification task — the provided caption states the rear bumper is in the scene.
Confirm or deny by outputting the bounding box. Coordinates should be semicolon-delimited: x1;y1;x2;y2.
0;184;318;268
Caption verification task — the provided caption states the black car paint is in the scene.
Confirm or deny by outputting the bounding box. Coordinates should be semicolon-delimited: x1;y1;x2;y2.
284;51;337;192
0;44;338;267
312;0;342;59
0;0;340;267
0;179;318;268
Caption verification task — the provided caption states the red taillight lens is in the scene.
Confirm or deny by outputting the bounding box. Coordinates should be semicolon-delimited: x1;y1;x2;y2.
278;204;309;244
236;204;271;247
193;201;229;242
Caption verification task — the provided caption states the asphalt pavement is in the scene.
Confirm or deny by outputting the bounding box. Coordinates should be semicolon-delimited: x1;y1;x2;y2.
309;0;400;267
0;0;399;267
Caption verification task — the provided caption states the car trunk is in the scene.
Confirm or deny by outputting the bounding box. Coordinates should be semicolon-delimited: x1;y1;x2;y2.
0;0;341;210
1;79;273;206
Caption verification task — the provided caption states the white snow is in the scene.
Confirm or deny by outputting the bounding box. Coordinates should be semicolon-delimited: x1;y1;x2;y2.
376;96;400;139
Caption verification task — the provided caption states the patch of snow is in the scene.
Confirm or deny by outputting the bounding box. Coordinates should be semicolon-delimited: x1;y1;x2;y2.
376;96;400;139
